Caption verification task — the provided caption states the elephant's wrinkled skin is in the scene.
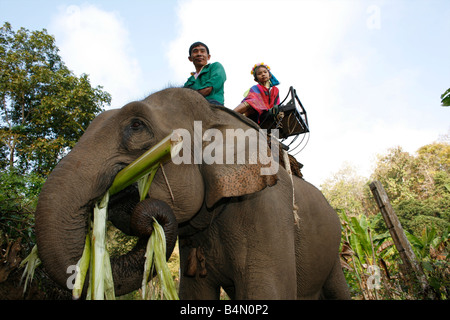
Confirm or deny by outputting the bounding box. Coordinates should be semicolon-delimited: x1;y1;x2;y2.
35;88;350;299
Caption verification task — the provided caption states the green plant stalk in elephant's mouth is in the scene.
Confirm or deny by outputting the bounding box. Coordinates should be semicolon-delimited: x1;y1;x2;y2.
108;132;183;196
22;133;183;300
141;217;179;300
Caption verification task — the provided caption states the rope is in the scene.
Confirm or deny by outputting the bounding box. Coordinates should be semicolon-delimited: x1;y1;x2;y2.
282;149;300;225
160;163;175;203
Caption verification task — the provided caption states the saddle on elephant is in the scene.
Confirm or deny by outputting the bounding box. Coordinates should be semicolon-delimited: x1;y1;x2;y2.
257;86;309;140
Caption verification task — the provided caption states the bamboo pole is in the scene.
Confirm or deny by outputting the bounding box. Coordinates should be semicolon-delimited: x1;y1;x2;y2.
369;180;435;299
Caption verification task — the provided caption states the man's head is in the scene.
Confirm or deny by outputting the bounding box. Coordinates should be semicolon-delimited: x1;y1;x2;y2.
189;41;209;56
188;42;211;71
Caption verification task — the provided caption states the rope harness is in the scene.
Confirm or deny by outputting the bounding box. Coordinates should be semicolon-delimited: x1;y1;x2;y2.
282;149;300;225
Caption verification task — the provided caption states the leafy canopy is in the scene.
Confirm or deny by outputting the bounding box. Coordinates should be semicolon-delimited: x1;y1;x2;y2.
321;141;450;236
0;22;111;176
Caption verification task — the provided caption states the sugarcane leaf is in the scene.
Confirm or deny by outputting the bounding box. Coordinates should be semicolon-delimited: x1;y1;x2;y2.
103;250;115;300
90;192;111;300
109;133;181;195
148;218;179;300
72;234;91;299
20;245;41;295
142;233;155;299
138;164;159;201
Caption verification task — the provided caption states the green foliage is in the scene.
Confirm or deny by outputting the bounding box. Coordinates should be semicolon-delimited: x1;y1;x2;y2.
371;146;418;203
324;141;449;299
394;198;450;236
321;163;371;216
441;88;450;107
406;226;450;298
370;143;450;235
341;211;449;299
0;22;111;176
406;226;448;260
0;167;44;245
0;23;110;298
368;143;449;299
339;210;394;299
371;143;450;203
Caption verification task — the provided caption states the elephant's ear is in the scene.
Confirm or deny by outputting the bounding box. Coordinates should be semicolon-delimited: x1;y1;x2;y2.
199;118;279;208
202;162;278;208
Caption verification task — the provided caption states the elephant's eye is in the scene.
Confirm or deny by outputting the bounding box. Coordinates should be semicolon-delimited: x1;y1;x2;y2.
122;117;153;151
130;120;143;129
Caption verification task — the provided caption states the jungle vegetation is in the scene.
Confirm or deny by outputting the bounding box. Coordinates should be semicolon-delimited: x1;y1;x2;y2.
321;141;450;299
0;23;110;298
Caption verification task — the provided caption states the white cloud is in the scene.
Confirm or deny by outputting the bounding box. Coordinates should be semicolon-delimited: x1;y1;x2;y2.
49;4;143;108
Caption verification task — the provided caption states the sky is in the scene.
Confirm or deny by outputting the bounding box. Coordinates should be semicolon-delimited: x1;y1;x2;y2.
1;0;449;187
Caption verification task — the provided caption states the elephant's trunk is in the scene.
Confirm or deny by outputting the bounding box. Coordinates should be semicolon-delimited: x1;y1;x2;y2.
35;153;105;293
130;198;178;259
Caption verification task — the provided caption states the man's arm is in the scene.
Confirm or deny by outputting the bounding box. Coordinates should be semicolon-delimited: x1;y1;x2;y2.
200;62;226;95
198;86;212;97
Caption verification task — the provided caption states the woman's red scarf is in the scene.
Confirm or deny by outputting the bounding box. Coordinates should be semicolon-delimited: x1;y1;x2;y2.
242;84;280;123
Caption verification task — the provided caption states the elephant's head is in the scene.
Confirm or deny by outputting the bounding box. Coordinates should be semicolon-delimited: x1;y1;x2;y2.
35;88;278;296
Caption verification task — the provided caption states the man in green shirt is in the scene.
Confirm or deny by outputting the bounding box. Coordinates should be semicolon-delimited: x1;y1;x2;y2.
184;42;227;105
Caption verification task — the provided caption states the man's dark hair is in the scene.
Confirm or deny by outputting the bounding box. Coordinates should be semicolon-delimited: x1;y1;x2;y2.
189;41;209;56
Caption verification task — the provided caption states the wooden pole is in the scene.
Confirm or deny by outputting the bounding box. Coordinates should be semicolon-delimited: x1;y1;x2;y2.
369;180;435;299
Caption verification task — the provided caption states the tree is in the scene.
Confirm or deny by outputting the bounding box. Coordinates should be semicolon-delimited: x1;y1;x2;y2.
320;162;371;216
0;22;111;176
371;143;450;236
372;144;449;202
371;146;418;203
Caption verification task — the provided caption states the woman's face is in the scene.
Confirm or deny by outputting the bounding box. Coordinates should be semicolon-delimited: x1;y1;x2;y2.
255;66;270;84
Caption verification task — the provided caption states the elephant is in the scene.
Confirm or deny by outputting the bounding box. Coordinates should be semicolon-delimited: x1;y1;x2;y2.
34;87;350;299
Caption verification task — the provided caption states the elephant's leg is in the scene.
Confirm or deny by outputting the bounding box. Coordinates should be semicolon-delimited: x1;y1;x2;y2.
220;191;297;299
225;226;297;299
320;255;351;300
231;262;297;300
179;275;220;299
